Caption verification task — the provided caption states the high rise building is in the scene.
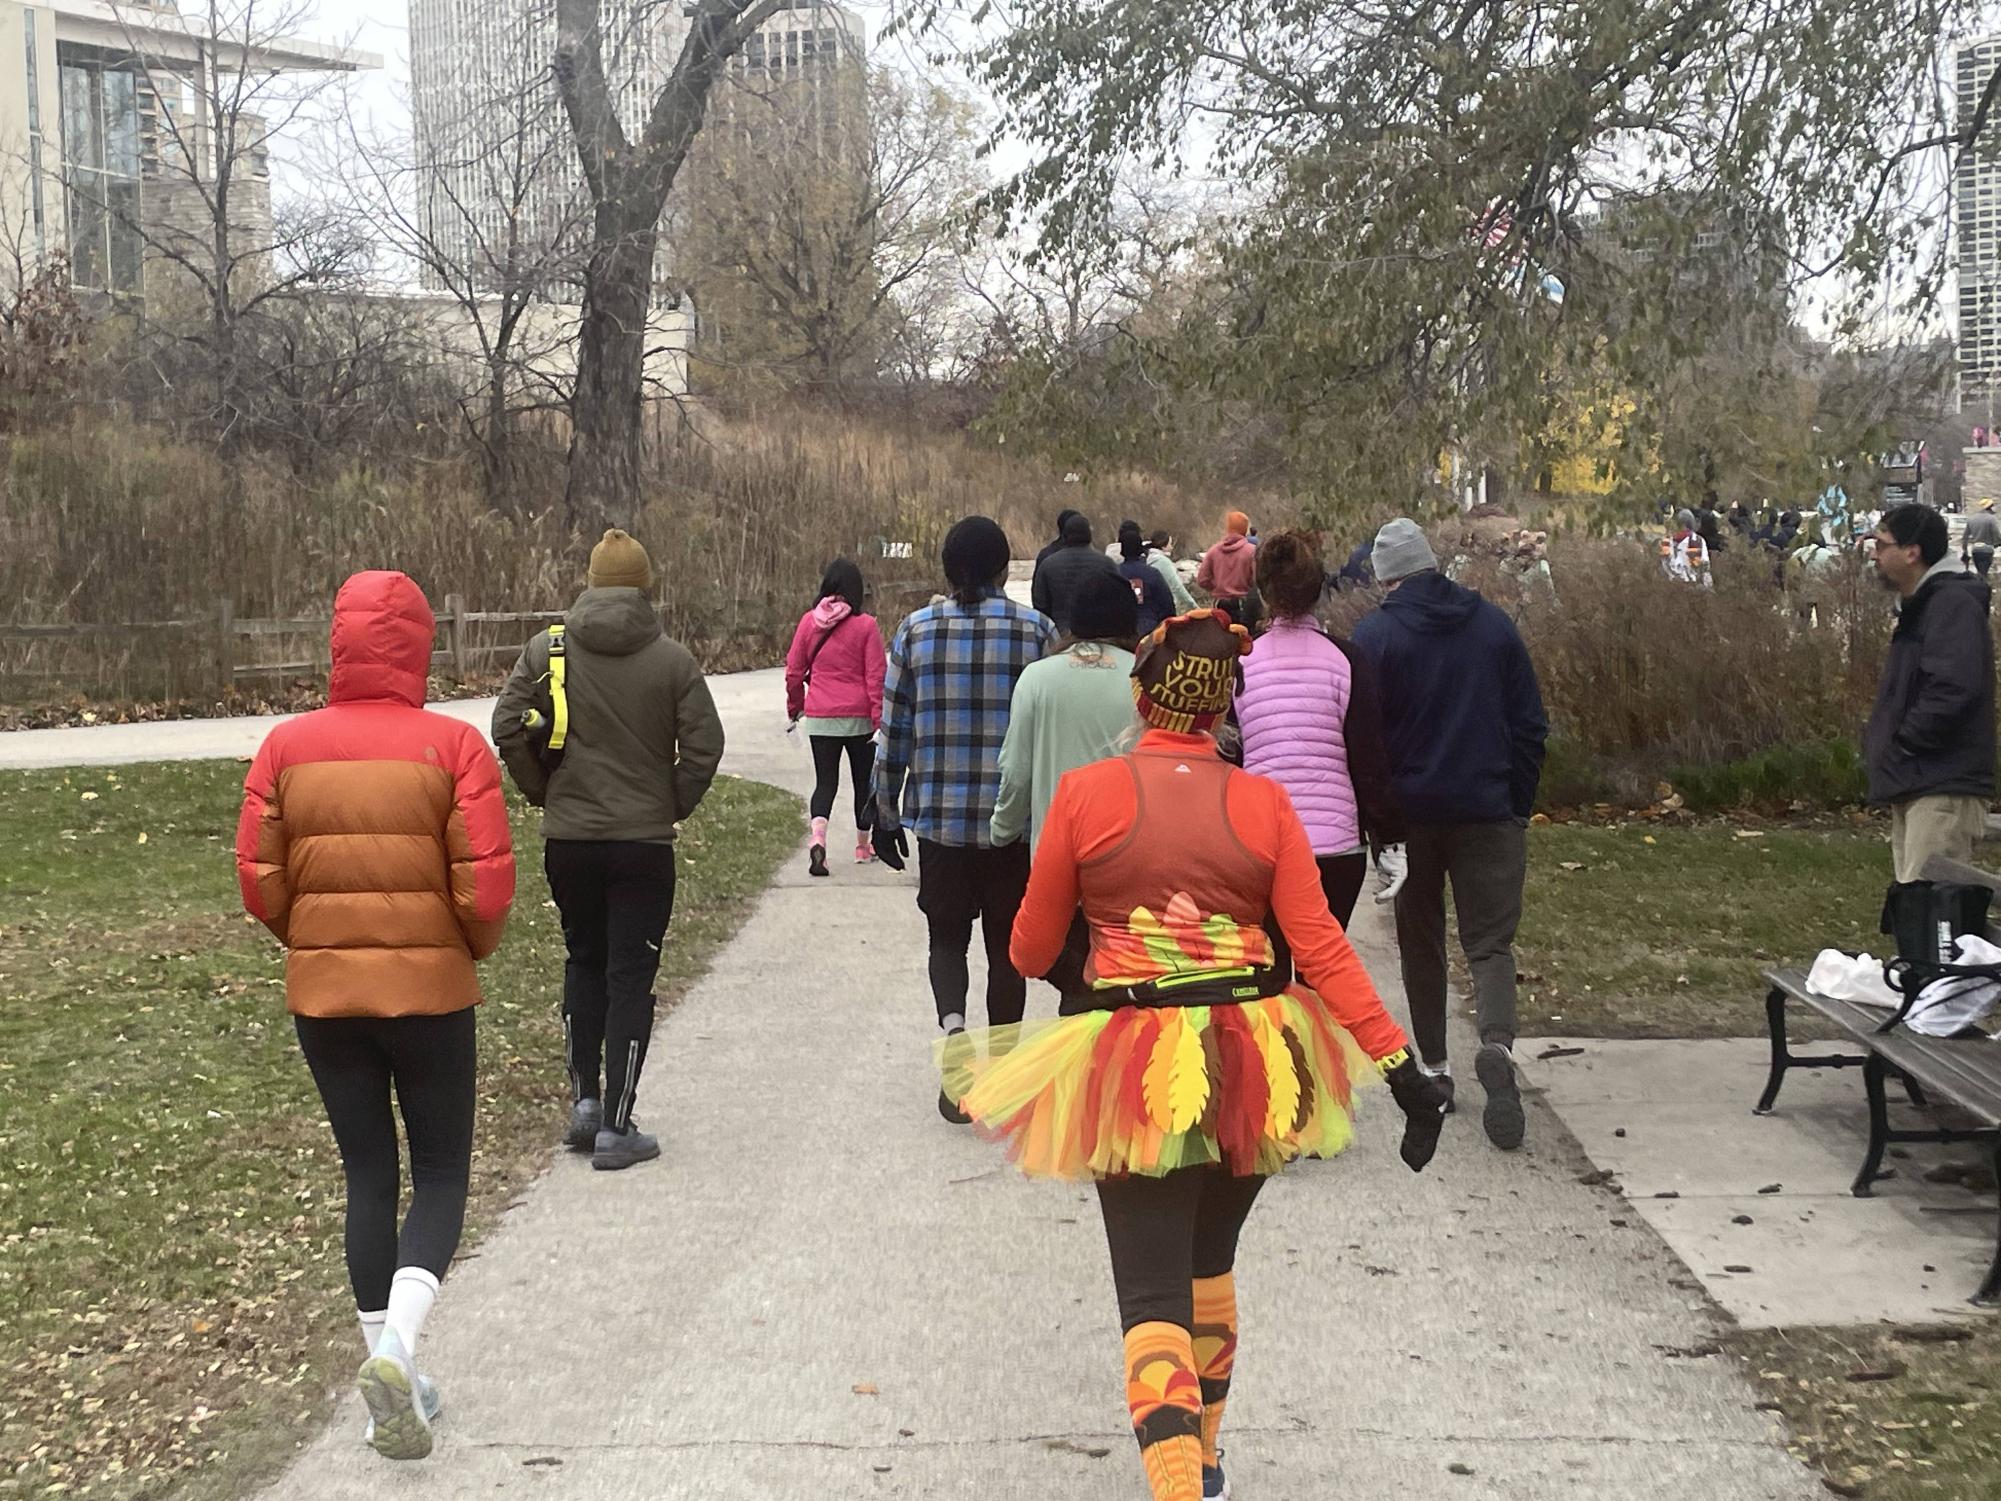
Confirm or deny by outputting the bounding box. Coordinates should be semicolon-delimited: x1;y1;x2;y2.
1958;36;2001;410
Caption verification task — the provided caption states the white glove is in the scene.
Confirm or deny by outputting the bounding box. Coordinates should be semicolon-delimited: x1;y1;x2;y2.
1373;844;1409;905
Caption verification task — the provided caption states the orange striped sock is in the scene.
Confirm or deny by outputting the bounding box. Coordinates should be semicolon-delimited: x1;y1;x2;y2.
1191;1274;1238;1467
1124;1321;1204;1501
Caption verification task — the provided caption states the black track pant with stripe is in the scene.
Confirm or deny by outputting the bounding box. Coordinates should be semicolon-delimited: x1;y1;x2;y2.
545;839;677;1131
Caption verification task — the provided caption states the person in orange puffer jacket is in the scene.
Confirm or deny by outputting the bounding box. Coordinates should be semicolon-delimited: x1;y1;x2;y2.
236;570;514;1463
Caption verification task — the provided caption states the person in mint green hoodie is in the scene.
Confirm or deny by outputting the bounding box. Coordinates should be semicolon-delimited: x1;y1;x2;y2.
992;572;1142;1002
992;572;1142;855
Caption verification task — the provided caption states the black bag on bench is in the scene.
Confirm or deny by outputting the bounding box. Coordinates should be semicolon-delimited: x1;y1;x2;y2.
1880;880;2001;1033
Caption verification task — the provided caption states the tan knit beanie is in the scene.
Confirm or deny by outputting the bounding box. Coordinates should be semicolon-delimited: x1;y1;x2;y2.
587;528;653;590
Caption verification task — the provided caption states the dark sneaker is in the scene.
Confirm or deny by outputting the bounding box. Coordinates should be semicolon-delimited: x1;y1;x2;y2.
357;1329;433;1461
808;844;830;878
938;1027;973;1124
593;1124;662;1171
1203;1450;1230;1499
1435;1073;1457;1115
1476;1043;1525;1151
563;1098;602;1152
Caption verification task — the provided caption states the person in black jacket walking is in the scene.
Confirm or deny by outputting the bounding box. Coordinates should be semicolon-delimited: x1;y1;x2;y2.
1353;518;1548;1152
1865;504;1996;882
1031;512;1122;635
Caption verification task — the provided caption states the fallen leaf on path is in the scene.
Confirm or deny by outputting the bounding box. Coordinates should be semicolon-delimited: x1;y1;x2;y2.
852;1383;879;1396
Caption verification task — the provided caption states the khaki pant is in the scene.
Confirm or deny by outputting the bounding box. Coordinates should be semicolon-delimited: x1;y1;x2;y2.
1889;795;1990;883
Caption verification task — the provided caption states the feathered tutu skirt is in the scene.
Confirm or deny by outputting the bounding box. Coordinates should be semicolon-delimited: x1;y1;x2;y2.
937;988;1376;1181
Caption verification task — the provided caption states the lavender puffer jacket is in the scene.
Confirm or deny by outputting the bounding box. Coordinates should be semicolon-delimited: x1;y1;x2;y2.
1235;617;1361;855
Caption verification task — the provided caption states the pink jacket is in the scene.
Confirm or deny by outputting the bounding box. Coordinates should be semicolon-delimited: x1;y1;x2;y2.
1234;617;1361;855
785;600;885;727
1197;534;1258;599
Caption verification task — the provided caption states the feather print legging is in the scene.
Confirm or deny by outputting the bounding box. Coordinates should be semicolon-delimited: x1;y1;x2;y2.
1098;1167;1263;1501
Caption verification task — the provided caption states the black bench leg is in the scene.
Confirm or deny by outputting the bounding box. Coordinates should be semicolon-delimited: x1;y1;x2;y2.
1755;986;1789;1115
1853;1053;1893;1198
1979;1143;2001;1309
1901;1071;1931;1110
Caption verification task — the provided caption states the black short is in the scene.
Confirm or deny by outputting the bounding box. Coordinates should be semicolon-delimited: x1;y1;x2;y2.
916;839;1031;930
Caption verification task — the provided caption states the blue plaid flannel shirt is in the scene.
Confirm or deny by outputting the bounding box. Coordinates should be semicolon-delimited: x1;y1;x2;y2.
879;590;1057;847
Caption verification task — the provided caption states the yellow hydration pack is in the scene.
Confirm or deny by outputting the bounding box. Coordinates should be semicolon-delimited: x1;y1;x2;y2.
521;623;570;771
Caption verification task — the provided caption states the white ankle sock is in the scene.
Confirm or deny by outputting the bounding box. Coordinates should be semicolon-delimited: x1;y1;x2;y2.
358;1309;387;1356
384;1268;440;1360
1423;1060;1452;1077
940;1012;965;1034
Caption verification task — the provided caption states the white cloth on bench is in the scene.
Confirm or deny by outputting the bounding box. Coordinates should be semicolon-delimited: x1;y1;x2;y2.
1807;949;1903;1010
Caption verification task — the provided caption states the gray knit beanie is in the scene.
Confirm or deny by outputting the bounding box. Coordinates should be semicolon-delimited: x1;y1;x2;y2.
1372;518;1439;584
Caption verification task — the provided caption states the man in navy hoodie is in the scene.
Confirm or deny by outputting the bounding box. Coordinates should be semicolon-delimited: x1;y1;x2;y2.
1354;518;1549;1151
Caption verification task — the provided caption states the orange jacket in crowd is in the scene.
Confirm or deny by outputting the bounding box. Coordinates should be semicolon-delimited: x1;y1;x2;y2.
236;571;516;1018
1009;728;1409;1063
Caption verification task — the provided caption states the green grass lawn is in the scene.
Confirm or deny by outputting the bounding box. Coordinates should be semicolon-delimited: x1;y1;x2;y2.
0;760;799;1500
1515;817;1895;1038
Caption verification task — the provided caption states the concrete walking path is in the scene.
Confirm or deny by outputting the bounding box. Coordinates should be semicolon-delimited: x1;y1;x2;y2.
0;669;1820;1498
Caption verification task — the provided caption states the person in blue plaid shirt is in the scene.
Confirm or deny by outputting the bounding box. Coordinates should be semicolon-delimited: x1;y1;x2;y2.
874;515;1058;1123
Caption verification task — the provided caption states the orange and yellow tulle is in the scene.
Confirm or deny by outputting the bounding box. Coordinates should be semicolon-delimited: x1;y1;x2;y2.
937;988;1377;1181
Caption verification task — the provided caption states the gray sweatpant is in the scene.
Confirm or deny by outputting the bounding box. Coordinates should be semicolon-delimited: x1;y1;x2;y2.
1393;820;1526;1067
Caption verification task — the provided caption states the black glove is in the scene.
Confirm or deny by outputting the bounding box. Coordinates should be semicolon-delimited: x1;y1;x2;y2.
870;796;909;872
1382;1055;1448;1173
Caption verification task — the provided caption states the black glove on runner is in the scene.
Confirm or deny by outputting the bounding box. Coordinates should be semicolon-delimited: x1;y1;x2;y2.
870;795;909;872
1383;1055;1449;1173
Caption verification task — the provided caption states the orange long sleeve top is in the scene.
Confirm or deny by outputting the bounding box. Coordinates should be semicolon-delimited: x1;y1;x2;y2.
1009;729;1410;1063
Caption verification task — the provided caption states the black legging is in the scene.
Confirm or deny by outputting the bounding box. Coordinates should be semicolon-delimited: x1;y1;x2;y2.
295;1008;477;1310
1265;850;1368;984
1097;1167;1266;1330
809;734;876;825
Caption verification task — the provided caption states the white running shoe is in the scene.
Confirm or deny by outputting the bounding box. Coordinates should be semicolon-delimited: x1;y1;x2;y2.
364;1374;440;1446
358;1328;434;1460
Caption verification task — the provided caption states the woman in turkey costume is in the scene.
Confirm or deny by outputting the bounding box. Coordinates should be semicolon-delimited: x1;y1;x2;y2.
941;610;1449;1501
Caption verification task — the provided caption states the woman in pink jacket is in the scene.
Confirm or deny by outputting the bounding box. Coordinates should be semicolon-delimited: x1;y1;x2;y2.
1233;531;1405;961
786;559;887;876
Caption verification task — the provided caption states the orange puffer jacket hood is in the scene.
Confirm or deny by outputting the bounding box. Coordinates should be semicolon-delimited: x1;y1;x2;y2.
236;571;516;1018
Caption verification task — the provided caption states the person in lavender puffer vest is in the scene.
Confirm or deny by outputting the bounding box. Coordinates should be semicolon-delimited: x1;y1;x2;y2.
785;559;887;876
1232;530;1406;974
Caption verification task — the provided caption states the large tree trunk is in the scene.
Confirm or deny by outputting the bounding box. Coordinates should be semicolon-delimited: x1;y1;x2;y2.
566;205;656;531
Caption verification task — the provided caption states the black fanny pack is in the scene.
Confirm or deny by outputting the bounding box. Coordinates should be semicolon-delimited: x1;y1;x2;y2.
1105;966;1290;1011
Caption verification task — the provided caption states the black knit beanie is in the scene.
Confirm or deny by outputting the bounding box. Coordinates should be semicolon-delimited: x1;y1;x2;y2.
1070;570;1140;642
942;516;1012;597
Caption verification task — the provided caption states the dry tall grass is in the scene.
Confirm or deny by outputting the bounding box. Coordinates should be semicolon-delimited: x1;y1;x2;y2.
0;409;1239;706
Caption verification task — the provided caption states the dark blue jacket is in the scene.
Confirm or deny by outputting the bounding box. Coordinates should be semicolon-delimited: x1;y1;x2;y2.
1864;568;1995;806
1352;571;1549;823
1117;557;1174;637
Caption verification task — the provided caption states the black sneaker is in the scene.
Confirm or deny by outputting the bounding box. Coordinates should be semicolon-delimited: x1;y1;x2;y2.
938;1027;973;1124
1435;1074;1457;1115
563;1098;602;1151
808;845;829;878
593;1124;662;1171
1203;1450;1230;1499
1476;1043;1525;1151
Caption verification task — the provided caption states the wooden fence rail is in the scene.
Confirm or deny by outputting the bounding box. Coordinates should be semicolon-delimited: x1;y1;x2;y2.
0;598;569;697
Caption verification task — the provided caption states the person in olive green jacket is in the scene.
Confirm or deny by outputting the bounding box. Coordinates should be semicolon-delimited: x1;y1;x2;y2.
493;530;725;1170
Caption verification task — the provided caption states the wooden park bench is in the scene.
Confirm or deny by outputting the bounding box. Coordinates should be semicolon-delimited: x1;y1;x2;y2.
1755;854;2001;1307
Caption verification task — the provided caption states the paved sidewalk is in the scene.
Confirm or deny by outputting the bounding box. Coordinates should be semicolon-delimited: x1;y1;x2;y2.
218;681;1814;1501
1527;1038;2001;1327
